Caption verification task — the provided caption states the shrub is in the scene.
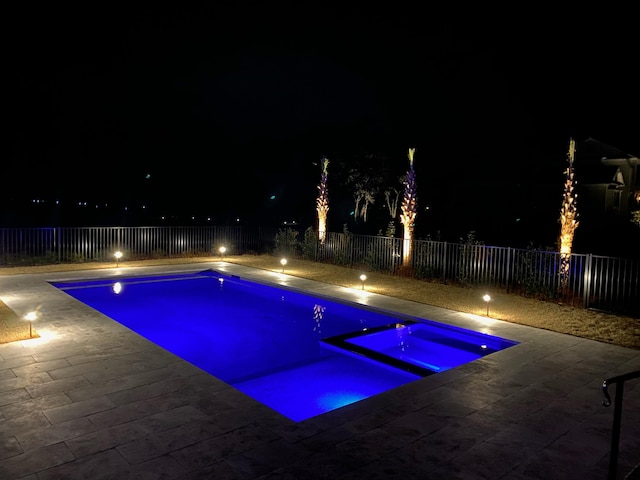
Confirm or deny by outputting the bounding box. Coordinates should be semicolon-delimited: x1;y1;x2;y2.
274;228;300;256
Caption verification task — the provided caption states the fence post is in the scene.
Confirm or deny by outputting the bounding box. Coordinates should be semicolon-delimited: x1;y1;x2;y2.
505;247;512;293
442;242;447;282
54;227;60;263
583;254;592;309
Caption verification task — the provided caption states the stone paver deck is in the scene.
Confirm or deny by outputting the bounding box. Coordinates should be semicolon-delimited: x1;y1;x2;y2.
1;262;639;479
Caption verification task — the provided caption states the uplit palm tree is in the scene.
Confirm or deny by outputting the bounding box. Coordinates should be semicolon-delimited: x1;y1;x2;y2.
316;157;329;244
558;138;579;290
399;148;417;267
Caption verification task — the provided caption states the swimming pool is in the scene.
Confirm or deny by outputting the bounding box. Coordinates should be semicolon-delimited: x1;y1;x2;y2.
51;269;519;422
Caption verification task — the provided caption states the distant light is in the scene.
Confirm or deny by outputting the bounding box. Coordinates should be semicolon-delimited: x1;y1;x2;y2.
349;211;355;216
145;173;151;179
142;205;146;209
515;218;521;222
270;195;276;200
236;218;240;222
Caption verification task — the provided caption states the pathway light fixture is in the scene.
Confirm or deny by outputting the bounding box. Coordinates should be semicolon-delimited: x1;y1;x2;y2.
483;294;491;316
114;251;123;268
24;311;37;338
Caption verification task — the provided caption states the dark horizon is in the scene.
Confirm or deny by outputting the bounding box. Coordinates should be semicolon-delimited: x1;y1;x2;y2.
5;6;640;258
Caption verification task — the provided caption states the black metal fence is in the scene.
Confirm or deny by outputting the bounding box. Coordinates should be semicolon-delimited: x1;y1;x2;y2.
0;226;276;265
276;229;640;318
1;226;638;317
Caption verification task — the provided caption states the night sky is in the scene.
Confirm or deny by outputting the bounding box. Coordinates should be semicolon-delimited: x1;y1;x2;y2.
5;5;640;250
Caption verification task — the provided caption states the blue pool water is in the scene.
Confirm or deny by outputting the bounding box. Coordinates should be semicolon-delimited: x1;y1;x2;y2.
51;270;519;422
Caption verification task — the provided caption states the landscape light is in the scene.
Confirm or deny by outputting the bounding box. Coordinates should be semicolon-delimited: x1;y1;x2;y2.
219;246;226;260
280;258;287;273
360;274;367;290
24;311;37;338
483;294;491;316
114;251;123;267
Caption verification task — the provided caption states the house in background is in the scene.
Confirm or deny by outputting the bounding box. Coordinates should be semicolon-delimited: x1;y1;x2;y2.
578;137;639;217
574;138;640;258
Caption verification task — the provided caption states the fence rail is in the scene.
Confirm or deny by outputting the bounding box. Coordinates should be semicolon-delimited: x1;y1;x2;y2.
0;226;276;265
283;230;640;318
1;226;639;317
